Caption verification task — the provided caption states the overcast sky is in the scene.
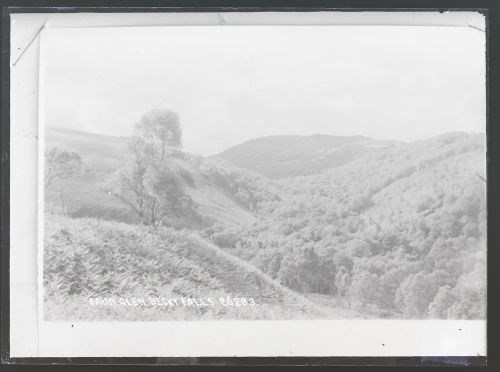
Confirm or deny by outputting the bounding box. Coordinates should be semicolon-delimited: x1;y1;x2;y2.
42;24;486;156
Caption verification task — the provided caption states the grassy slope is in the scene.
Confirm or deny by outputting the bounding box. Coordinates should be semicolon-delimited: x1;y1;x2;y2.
44;214;360;320
45;126;138;222
45;126;129;170
45;126;273;227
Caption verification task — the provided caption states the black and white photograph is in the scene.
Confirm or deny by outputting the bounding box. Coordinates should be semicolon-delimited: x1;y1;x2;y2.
37;14;486;325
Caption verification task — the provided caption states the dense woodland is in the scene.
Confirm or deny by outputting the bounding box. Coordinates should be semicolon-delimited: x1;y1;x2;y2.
202;133;486;318
44;110;486;320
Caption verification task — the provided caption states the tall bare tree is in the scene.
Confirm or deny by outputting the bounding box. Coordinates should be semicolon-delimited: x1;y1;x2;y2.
103;109;192;227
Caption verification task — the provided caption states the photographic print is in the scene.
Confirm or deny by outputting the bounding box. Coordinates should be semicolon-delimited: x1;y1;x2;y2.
40;21;486;322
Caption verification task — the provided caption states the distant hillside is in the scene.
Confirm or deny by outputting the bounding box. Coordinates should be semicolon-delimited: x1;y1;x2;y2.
206;131;486;319
45;126;129;170
214;134;398;178
44;126;281;228
44;214;339;320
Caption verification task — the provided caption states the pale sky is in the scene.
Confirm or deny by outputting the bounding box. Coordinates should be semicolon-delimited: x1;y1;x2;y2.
42;24;486;155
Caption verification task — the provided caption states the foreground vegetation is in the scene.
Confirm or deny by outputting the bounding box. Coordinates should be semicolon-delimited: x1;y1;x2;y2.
44;214;342;320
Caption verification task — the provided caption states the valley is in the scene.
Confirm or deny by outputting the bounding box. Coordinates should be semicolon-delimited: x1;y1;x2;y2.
43;126;486;320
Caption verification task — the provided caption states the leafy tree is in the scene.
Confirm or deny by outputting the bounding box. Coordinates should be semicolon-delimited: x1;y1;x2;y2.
103;109;194;226
316;251;337;294
447;263;486;319
348;271;382;311
335;266;351;306
278;247;336;293
395;271;450;318
132;109;182;168
334;250;354;271
44;147;85;215
44;147;85;187
427;285;459;319
252;249;281;277
346;239;371;258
